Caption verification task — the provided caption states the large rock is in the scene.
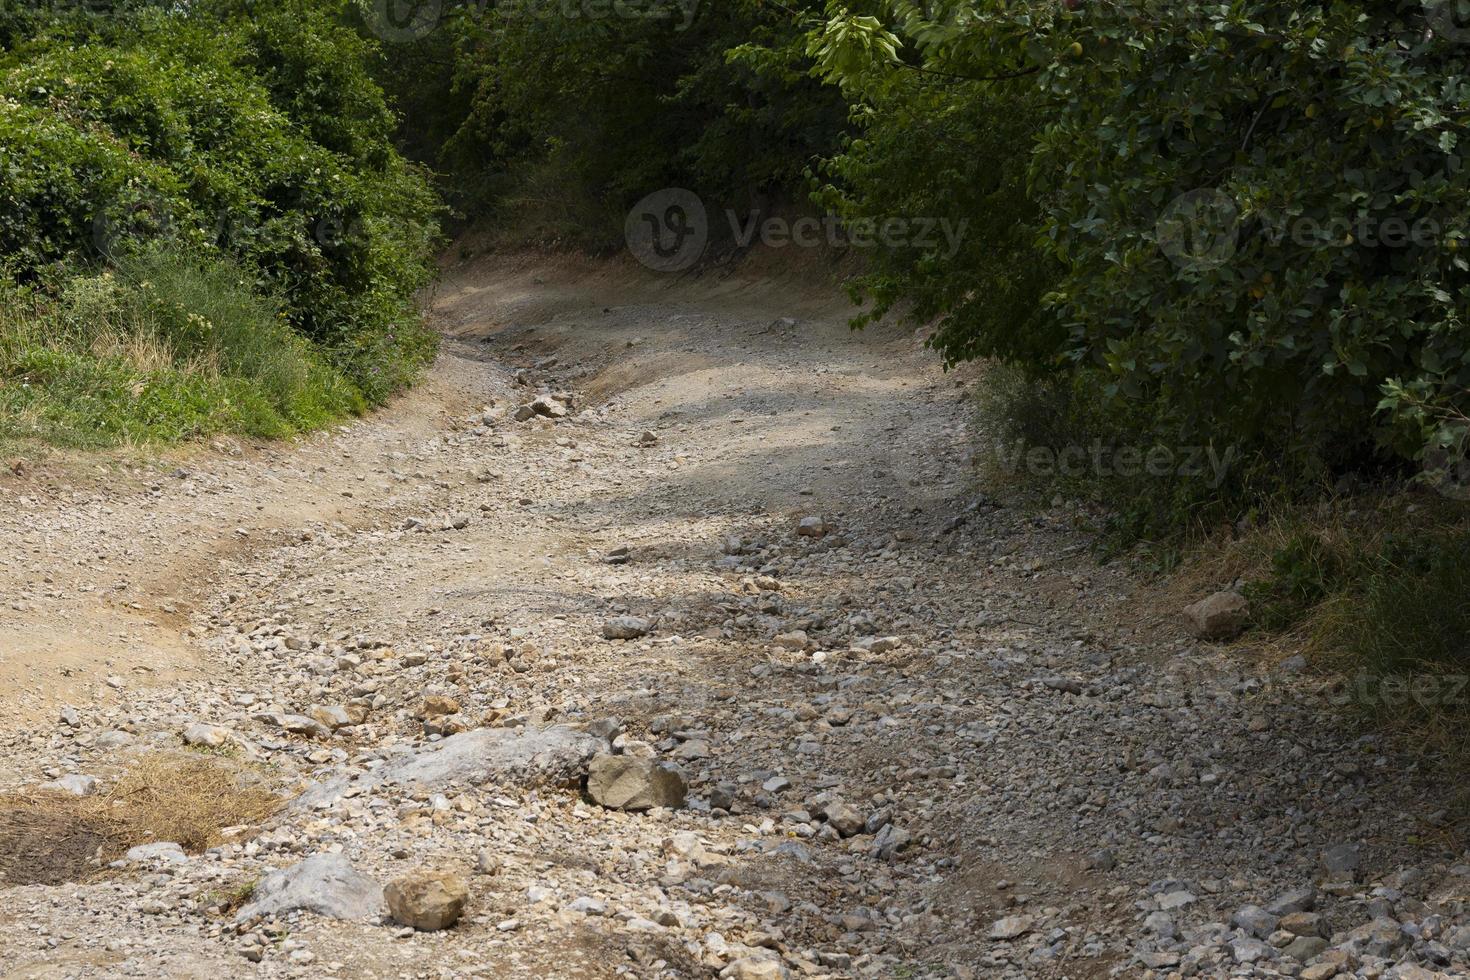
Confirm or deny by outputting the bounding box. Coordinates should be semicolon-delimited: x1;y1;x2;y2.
988;914;1034;940
1183;590;1250;640
253;710;332;739
182;723;233;748
293;725;608;809
796;515;828;538
42;774;98;796
602;616;652;640
720;955;791;980
235;854;384;923
586;753;687;811
385;871;469;931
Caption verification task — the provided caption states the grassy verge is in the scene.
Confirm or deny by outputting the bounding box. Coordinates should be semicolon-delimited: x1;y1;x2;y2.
1;249;370;450
1212;501;1470;807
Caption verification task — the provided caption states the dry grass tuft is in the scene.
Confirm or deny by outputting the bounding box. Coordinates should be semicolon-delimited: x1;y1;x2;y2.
0;753;279;886
103;752;280;853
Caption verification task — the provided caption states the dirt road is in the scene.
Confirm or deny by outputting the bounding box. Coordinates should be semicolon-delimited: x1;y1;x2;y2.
0;255;1464;979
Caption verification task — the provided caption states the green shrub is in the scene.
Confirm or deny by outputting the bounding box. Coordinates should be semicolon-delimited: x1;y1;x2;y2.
0;2;440;401
1244;532;1345;630
807;0;1470;509
810;75;1061;371
378;0;846;234
0;249;363;447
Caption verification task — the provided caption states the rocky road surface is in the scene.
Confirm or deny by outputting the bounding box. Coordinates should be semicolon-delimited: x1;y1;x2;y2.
1;256;1466;979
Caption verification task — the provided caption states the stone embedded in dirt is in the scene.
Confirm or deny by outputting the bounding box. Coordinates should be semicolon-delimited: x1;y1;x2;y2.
41;774;98;796
563;895;606;916
988;914;1034;940
385;871;469;931
523;395;567;419
1320;842;1361;876
851;635;900;654
125;842;187;865
476;850;502;876
637;430;659;447
720;955;791;979
417;695;461;718
1157;889;1197;911
306;705;353;731
1232;904;1280;938
1280;911;1325;937
58;705;80;728
872;823;911;860
235;854;385;923
796;515;828;538
182;722;233;747
673;739;710;761
709;783;739;810
1266;886;1317;916
586;753;688;811
721;534;751;555
96;730;135;749
253;710;332;739
823;801;864;838
1182;589;1250;640
602;615;652;640
772;630;810;651
1282;936;1329;962
294;725;608;809
1231;937;1275;964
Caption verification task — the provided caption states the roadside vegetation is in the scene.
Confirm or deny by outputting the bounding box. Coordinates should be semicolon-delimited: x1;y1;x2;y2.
0;0;439;450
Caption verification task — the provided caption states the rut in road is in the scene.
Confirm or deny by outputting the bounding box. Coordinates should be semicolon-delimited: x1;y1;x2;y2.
0;255;1462;980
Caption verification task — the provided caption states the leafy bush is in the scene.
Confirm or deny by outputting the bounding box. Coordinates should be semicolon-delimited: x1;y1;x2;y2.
377;0;847;236
0;249;362;447
807;0;1470;502
810;75;1061;370
0;1;440;403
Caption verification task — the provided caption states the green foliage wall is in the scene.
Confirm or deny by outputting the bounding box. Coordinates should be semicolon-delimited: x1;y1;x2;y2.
0;0;440;402
807;0;1470;496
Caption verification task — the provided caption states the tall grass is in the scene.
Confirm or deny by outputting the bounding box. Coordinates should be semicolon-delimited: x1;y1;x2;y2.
0;249;365;448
